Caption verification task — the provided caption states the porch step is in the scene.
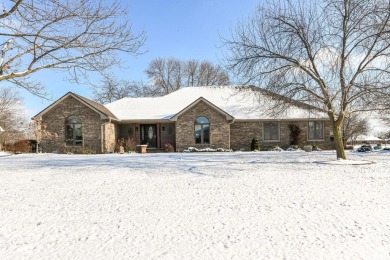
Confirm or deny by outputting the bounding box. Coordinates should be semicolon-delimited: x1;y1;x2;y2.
146;148;159;153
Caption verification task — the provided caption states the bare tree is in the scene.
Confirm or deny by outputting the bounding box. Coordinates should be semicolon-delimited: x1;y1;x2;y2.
342;114;370;147
145;58;182;96
0;86;20;115
0;0;146;97
184;59;230;87
380;114;390;125
145;58;230;96
224;0;390;159
378;114;390;140
29;117;57;153
0;87;27;149
380;130;390;140
92;74;148;104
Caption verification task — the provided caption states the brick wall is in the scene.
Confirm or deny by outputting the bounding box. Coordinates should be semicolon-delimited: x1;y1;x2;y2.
161;123;176;149
230;120;335;151
41;96;107;153
118;124;136;140
175;100;231;151
230;121;263;151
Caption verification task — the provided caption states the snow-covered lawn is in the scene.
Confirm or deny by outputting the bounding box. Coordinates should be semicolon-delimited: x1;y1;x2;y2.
0;151;389;259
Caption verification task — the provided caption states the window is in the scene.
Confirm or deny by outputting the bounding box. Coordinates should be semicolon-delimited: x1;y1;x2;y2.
308;121;324;140
263;122;280;141
66;116;82;146
195;116;210;144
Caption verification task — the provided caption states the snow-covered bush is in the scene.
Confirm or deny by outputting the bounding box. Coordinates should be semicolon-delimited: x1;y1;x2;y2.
184;147;232;152
269;146;284;152
312;145;321;151
286;145;302;151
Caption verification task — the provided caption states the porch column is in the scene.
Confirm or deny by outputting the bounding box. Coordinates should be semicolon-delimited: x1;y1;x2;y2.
157;123;161;150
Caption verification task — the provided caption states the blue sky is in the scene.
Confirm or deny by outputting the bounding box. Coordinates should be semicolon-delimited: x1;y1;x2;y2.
9;0;260;118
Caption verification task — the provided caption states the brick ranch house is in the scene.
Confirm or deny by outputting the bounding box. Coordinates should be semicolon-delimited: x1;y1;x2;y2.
35;86;335;153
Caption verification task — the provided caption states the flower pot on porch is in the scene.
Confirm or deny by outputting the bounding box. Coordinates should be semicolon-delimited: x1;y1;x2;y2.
137;144;148;154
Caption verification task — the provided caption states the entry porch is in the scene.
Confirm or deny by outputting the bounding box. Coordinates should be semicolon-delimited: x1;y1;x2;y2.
117;123;176;151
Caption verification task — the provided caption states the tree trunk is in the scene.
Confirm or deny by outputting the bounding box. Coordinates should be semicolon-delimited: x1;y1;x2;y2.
332;122;347;159
342;133;348;149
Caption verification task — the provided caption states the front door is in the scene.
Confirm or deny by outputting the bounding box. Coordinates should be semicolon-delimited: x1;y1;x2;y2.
141;124;157;148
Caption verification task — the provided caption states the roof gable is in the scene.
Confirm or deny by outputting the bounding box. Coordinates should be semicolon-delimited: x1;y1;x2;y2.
170;97;234;121
35;92;117;120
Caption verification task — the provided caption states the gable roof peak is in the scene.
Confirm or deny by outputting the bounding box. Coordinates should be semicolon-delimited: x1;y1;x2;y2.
170;96;234;121
35;91;117;120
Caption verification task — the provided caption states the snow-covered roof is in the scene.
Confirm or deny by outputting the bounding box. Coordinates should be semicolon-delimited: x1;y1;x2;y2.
354;135;383;141
105;86;327;121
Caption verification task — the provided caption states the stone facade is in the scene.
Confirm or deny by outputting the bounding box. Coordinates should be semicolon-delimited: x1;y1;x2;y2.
175;100;231;151
230;120;335;151
41;96;107;153
102;122;117;153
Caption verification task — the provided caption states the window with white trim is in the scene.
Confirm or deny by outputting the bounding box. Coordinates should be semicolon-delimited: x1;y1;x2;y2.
263;122;280;141
308;121;324;140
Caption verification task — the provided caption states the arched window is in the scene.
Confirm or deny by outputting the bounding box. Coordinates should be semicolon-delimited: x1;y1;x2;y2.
195;116;210;144
66;116;82;146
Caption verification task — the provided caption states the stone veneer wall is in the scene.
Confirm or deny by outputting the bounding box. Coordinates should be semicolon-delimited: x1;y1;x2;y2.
41;96;107;153
230;120;335;151
175;100;231;151
102;122;117;153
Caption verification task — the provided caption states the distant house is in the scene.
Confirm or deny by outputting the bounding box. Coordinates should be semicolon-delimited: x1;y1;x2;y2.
348;135;385;145
35;86;335;153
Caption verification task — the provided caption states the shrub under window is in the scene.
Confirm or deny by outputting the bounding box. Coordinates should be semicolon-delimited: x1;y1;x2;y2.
66;116;82;146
